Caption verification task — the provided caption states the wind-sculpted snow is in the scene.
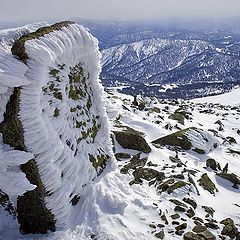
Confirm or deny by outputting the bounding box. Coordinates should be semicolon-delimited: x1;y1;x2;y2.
0;23;47;121
0;147;35;197
0;22;113;233
19;23;113;229
0;23;47;94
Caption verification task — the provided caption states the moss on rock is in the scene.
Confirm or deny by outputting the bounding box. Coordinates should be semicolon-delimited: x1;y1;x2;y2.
197;230;216;240
114;128;151;153
168;108;192;125
183;198;197;209
220;218;239;239
175;223;187;231
11;21;74;62
192;148;205;154
155;230;165;239
17;160;56;234
69;85;81;100
206;159;218;171
49;68;60;78
115;152;131;159
169;112;185;125
183;232;203;240
216;173;240;188
202;206;215;217
167;181;189;194
89;153;109;174
120;155;147;174
198;173;218;194
70;107;77;112
170;199;188;208
152;128;192;150
0;88;25;150
130;168;165;185
53;91;62;100
146;106;161;113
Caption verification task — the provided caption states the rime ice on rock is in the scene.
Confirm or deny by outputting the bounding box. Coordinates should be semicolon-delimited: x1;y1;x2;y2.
0;22;113;233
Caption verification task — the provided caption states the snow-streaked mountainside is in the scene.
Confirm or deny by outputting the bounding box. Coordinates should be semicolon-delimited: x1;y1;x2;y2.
75;18;240;49
0;22;240;240
102;38;210;82
101;37;240;85
75;19;240;99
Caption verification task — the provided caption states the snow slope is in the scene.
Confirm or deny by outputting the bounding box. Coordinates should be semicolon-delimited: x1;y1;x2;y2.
36;90;240;240
193;87;240;106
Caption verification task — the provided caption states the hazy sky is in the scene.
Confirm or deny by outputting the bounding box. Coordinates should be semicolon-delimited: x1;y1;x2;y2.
1;0;240;22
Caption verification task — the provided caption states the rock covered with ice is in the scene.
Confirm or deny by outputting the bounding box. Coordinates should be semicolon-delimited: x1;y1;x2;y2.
0;21;113;233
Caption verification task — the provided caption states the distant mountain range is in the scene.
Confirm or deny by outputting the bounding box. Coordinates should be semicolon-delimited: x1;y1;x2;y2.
101;37;240;85
75;18;240;99
2;18;240;96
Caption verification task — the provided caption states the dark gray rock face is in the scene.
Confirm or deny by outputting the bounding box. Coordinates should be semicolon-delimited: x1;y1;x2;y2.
217;173;240;188
0;88;56;234
114;129;151;153
206;159;217;171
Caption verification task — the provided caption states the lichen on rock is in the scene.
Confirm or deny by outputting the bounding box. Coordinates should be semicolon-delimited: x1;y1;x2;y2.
114;127;151;153
198;173;218;194
152;128;192;150
152;127;217;154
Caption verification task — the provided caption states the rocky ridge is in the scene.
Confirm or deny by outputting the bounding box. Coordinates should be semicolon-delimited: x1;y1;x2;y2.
107;90;240;239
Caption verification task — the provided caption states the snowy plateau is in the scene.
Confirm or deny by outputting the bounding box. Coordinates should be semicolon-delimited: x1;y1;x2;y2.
0;22;239;240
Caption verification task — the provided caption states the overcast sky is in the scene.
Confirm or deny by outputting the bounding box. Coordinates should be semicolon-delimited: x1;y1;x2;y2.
1;0;240;22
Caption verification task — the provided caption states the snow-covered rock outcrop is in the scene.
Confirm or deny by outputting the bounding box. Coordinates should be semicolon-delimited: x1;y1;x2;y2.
0;22;113;234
